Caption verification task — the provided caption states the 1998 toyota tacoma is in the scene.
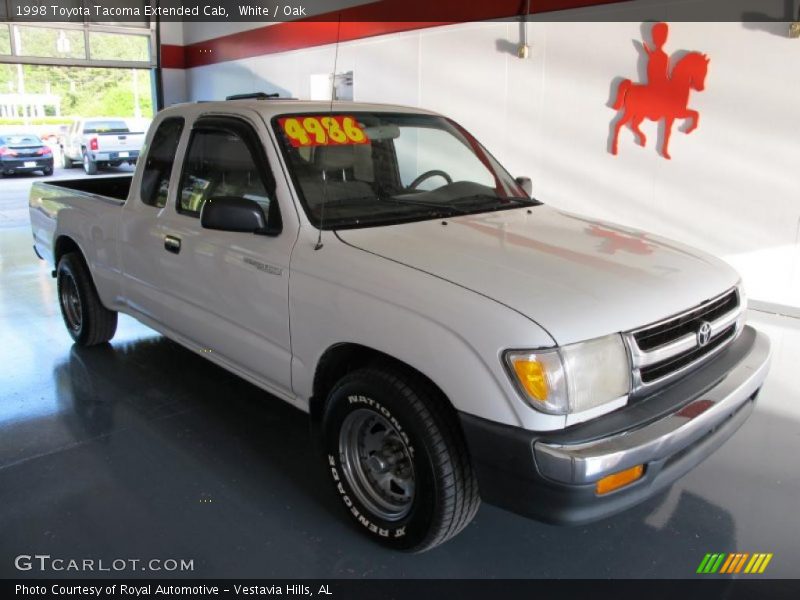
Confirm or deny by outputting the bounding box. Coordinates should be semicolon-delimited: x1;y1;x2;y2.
29;97;772;551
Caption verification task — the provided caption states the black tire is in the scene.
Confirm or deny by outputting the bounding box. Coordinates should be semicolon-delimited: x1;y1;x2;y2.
42;167;53;176
322;366;480;552
82;152;98;175
56;252;117;346
63;154;73;168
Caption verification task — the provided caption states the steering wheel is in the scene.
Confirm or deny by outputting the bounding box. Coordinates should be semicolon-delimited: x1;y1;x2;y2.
409;170;453;190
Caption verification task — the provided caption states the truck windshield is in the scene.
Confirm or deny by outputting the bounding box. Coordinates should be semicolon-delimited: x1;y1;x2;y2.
272;112;538;230
83;120;129;134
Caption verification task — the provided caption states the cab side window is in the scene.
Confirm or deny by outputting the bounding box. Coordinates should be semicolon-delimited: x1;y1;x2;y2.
178;125;271;218
140;118;185;208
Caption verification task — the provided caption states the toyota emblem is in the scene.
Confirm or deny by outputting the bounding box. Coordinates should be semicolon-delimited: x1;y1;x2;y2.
697;321;713;347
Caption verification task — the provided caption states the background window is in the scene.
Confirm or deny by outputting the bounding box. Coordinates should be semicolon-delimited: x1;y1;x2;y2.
89;32;150;62
14;26;86;60
140;118;184;208
0;25;10;55
178;128;270;217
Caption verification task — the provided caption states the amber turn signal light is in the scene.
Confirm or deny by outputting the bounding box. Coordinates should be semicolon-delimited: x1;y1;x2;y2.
595;464;644;495
512;359;548;401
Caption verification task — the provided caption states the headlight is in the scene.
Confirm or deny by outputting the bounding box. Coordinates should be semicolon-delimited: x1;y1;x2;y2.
504;334;631;415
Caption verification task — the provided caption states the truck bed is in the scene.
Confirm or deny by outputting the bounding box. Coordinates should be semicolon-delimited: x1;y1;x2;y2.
42;175;133;202
29;175;132;268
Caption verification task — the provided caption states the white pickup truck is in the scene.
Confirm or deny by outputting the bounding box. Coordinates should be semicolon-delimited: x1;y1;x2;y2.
61;117;145;175
30;98;771;551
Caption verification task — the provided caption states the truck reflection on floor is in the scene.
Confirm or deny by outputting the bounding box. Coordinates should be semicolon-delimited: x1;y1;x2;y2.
33;337;741;577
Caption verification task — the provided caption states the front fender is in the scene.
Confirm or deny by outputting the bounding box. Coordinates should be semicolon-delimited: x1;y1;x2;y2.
289;233;564;430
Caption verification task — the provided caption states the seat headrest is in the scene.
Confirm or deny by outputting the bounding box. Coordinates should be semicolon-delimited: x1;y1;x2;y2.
314;144;374;181
314;145;357;170
215;136;254;170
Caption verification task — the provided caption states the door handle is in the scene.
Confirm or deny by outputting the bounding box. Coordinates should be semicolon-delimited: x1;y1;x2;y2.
164;235;181;254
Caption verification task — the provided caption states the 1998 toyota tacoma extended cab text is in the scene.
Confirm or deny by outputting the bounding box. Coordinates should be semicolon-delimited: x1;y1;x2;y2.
29;98;772;551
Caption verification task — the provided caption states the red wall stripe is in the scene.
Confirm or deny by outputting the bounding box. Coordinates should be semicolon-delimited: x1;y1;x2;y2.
161;43;186;68
161;0;627;69
180;21;450;68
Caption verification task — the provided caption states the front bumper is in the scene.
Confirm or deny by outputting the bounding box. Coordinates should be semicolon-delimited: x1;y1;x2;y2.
459;326;771;525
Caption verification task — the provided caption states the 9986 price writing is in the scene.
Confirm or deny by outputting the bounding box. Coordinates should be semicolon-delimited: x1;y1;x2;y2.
278;115;369;147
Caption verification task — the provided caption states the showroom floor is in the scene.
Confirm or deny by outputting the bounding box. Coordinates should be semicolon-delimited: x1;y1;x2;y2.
1;219;798;578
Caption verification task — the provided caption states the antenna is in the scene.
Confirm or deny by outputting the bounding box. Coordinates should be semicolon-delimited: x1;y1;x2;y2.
315;13;342;251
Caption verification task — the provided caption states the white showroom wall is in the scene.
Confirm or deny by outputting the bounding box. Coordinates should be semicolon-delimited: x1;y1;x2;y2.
178;20;800;312
159;21;187;107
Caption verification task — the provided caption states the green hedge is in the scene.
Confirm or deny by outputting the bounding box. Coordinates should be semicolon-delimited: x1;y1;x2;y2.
0;117;73;126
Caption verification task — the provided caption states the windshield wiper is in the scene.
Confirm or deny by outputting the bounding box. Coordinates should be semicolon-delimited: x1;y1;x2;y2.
453;194;540;208
374;195;473;216
314;195;459;227
315;193;534;229
318;192;471;216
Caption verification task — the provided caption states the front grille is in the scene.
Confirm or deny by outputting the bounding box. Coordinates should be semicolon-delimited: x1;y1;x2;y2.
640;325;736;383
634;290;738;351
625;288;742;392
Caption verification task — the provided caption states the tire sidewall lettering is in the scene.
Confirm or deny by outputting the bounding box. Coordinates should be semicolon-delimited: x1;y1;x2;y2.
325;391;429;543
328;453;403;539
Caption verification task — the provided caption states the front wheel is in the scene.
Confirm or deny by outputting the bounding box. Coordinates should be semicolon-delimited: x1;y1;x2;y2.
57;252;117;345
322;367;480;552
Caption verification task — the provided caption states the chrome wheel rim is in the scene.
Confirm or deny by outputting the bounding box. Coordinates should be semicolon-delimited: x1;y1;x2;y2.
339;408;415;521
60;272;82;332
83;155;89;172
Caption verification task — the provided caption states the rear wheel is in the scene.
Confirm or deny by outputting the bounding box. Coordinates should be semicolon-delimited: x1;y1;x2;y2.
82;152;98;175
322;366;480;552
57;252;117;346
62;152;73;168
42;167;53;176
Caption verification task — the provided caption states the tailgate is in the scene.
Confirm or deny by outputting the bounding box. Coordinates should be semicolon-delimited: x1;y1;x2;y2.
96;132;143;152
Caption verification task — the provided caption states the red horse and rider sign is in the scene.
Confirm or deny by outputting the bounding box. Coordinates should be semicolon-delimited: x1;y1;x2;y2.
610;22;710;160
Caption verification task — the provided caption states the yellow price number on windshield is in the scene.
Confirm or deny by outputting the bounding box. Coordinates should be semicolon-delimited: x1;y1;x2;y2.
279;115;368;147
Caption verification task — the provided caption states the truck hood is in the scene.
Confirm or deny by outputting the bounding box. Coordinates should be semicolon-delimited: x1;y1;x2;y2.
336;206;740;345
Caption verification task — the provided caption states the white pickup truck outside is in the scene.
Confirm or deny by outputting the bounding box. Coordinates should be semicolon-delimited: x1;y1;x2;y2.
61;117;145;175
30;99;771;551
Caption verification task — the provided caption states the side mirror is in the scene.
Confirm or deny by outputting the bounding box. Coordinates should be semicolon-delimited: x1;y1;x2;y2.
200;196;273;235
515;176;532;197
